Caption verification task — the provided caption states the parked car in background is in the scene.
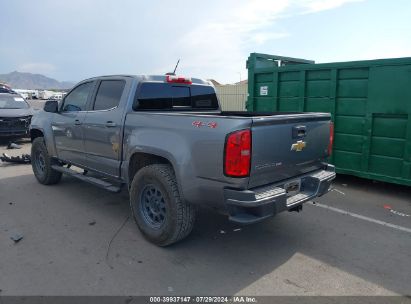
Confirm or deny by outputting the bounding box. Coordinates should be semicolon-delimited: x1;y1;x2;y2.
12;89;39;100
0;93;34;137
0;83;15;94
48;93;63;101
38;90;57;100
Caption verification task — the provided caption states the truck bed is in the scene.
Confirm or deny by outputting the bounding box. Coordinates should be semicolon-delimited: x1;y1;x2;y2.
124;110;331;189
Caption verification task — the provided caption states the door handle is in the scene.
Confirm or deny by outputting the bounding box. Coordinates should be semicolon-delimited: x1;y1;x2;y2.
74;119;82;125
105;121;117;128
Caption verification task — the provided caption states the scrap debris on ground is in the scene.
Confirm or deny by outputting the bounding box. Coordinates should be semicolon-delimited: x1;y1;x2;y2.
7;142;22;149
383;204;411;217
0;153;31;164
10;234;23;243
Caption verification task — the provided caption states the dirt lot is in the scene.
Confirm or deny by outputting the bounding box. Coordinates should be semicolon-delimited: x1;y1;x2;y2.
0;137;410;296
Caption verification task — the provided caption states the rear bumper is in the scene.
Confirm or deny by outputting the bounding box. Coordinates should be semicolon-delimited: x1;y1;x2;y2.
224;165;336;224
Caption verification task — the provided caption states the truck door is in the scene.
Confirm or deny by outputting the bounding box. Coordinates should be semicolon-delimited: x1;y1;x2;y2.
82;79;126;177
52;81;95;166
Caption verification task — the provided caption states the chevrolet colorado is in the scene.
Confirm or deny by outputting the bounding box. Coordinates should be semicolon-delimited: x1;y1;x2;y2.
30;75;335;246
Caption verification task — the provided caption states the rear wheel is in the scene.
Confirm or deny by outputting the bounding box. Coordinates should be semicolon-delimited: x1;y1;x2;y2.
130;164;195;246
31;137;62;185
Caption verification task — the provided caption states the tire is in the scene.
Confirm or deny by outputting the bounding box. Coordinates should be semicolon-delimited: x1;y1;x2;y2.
130;164;195;246
31;137;62;185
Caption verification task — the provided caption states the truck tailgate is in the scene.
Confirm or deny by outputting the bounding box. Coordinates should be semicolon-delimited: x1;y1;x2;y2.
248;113;331;188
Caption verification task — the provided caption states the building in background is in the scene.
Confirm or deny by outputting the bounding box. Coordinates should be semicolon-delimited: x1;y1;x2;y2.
38;90;61;100
214;81;248;111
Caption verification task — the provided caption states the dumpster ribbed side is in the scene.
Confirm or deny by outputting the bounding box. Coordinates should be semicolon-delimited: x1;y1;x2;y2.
247;53;411;186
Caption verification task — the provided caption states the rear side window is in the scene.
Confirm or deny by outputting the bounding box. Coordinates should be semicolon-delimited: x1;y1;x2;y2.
135;83;218;110
93;80;125;111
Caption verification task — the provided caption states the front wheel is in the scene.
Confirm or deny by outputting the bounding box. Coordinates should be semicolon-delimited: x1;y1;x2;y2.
31;137;62;185
129;164;195;246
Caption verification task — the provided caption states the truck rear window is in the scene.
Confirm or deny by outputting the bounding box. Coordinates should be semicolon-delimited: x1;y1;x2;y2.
135;83;219;110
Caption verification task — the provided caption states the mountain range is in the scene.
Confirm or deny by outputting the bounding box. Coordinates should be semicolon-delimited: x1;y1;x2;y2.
0;71;75;90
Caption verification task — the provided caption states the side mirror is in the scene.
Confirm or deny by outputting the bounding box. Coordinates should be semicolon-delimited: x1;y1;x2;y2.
44;100;59;113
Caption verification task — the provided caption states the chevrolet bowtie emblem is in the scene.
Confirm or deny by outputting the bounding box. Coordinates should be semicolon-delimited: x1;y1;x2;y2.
291;140;306;152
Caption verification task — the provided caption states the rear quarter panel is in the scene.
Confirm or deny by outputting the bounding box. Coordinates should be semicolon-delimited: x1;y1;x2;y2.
123;112;252;209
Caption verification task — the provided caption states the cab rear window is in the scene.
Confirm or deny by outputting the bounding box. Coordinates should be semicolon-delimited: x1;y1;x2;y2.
135;83;218;110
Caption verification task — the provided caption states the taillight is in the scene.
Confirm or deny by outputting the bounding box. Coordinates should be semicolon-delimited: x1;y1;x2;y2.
224;129;251;177
328;122;334;156
166;75;192;84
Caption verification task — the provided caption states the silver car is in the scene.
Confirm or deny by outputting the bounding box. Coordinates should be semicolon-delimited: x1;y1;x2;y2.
0;93;34;137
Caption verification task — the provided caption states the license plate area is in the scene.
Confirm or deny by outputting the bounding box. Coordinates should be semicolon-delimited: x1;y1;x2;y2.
284;179;301;197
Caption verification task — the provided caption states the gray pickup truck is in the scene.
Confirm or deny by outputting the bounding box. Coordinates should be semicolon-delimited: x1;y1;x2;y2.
30;74;335;246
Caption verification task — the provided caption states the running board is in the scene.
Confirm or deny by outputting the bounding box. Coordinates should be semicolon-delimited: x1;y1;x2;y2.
51;165;122;193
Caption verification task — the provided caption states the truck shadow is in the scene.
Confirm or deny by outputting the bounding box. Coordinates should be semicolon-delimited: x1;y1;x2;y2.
0;137;30;147
0;172;410;295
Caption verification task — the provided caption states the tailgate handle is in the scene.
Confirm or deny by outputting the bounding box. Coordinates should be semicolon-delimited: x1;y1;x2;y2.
293;125;306;138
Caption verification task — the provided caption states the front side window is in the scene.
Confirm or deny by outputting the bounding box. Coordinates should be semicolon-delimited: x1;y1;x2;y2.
62;82;93;112
93;80;125;111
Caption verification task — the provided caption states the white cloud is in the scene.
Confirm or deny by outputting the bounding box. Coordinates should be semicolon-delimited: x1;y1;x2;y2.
297;0;364;13
251;32;290;45
167;0;364;83
1;0;366;83
18;62;56;74
351;39;411;61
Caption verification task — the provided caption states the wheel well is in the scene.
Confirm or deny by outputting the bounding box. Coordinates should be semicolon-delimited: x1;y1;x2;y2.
30;129;44;142
128;152;172;183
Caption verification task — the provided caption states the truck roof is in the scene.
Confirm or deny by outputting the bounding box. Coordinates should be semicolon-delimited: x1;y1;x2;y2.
80;75;212;86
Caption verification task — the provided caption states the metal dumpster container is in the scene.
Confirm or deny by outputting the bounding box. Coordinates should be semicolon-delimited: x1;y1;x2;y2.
246;53;411;186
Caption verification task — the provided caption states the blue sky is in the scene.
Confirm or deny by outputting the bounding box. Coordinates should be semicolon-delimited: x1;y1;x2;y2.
1;0;410;84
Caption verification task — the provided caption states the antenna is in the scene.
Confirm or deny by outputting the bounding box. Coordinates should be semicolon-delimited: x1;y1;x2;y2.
173;59;180;75
166;59;180;75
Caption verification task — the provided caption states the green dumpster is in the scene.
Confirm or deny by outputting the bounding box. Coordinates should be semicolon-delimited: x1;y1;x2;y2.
246;53;411;186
